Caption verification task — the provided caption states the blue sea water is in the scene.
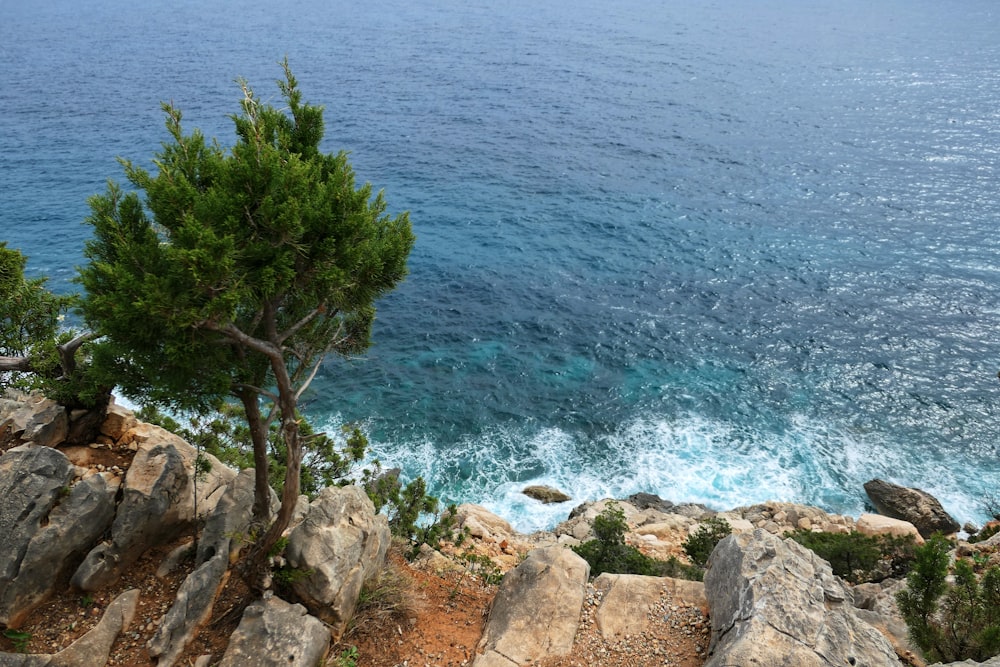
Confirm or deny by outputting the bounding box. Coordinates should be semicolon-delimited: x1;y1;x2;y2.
3;0;1000;532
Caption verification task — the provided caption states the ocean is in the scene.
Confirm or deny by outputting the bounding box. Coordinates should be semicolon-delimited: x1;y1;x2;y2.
2;0;999;532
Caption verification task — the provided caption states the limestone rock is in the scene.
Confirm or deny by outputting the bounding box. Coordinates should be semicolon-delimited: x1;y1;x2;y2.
930;658;1000;667
98;402;137;443
217;596;330;667
625;492;675;513
71;430;235;591
522;485;571;504
456;504;516;542
0;445;75;624
864;479;959;538
285;485;390;640
0;392;68;448
148;470;259;667
704;529;902;667
857;513;924;544
592;573;707;640
474;546;589;666
0;470;118;626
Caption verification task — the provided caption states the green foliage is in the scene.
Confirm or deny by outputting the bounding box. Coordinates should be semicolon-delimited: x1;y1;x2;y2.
331;646;359;667
79;593;95;608
462;552;504;586
788;530;916;584
682;517;732;568
897;535;1000;662
0;244;67;361
969;523;1000;545
572;502;700;580
2;628;31;653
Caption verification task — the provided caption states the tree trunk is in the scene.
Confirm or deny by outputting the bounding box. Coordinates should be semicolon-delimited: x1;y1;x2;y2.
240;356;303;593
238;386;272;523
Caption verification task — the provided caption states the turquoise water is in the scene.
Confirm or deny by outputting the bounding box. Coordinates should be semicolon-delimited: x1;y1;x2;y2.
3;0;1000;531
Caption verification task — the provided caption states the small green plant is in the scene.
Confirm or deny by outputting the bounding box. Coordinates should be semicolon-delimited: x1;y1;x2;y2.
462;552;504;586
682;518;732;568
571;501;699;580
789;530;916;584
272;566;314;589
79;593;95;608
3;628;31;653
897;535;1000;662
969;523;1000;545
331;645;358;667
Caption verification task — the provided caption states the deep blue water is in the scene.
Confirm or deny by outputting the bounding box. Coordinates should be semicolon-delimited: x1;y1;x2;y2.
3;0;1000;531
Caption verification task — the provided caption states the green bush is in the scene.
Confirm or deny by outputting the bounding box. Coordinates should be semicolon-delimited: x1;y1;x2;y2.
682;518;732;568
788;530;916;584
969;523;1000;545
572;502;702;581
897;535;1000;662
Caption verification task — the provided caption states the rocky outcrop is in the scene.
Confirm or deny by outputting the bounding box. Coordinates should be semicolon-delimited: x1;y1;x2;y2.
704;529;902;667
864;479;960;538
148;470;261;667
0;445;120;626
0;466;118;626
285;485;390;640
473;546;589;667
217;596;330;667
71;427;235;591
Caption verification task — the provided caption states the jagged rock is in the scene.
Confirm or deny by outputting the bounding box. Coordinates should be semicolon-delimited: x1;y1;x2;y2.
556;499;643;541
856;513;924;544
285;485;390;640
625;492;674;513
0;470;118;626
0;392;68;448
148;470;260;667
592;573;707;640
704;529;902;667
71;429;235;591
522;485;571;504
852;578;920;661
473;546;589;667
98;402;137;442
217;596;330;667
456;504;516;542
864;479;959;538
931;658;1000;667
147;551;230;667
0;445;76;625
0;589;139;667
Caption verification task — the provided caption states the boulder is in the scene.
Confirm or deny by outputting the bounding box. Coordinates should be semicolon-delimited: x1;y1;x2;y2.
72;429;235;591
285;485;390;640
522;485;571;504
456;504;516;542
0;470;119;626
592;573;707;640
474;546;589;667
0;392;68;448
625;492;675;513
856;513;924;544
0;445;76;624
704;529;902;667
864;479;959;538
217;596;330;667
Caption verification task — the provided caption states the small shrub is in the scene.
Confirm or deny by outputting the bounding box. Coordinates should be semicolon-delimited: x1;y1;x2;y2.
969;523;1000;545
682;518;732;568
897;535;1000;662
331;646;358;667
789;530;916;584
572;502;701;580
462;552;504;586
2;629;31;653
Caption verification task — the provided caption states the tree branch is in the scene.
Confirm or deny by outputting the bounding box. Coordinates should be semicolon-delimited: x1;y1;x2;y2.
232;382;279;405
276;306;322;346
293;355;325;402
0;356;33;372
